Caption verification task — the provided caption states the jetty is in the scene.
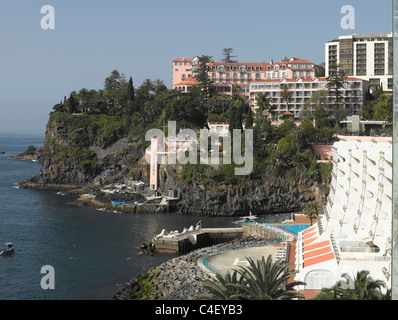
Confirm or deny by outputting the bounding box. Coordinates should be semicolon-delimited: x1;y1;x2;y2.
153;222;243;254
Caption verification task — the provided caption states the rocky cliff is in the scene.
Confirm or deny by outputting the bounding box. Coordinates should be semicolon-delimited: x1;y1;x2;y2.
25;112;146;187
21;112;329;216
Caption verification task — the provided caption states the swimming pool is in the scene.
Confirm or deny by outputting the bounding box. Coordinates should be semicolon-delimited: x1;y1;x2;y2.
275;224;311;235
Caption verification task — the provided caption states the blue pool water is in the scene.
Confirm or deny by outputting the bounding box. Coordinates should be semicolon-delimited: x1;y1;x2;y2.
276;224;310;235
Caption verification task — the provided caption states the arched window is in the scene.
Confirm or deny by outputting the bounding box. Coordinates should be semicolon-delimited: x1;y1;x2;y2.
304;270;335;290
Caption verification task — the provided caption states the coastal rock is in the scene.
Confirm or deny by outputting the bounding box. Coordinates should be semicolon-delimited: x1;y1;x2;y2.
113;236;268;301
10;145;43;162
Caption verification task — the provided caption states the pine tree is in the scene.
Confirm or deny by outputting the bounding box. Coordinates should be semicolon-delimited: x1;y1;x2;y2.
68;93;78;114
127;77;135;102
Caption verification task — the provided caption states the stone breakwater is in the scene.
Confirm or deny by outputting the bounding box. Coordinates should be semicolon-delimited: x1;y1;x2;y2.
113;236;277;300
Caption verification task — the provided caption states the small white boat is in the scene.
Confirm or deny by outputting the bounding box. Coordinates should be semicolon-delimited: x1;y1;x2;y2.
0;243;15;256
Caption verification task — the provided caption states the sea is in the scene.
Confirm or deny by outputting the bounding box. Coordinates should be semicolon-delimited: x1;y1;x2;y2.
0;132;287;300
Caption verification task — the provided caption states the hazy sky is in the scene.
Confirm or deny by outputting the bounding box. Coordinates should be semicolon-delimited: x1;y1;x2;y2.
0;0;392;134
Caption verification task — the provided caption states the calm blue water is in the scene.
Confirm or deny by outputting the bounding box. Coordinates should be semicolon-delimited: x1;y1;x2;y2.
276;224;310;235
0;133;244;300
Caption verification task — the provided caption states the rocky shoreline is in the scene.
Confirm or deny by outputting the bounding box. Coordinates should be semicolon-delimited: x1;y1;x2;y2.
113;236;275;300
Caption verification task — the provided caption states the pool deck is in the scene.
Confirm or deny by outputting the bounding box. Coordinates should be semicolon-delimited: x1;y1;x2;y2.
197;214;322;299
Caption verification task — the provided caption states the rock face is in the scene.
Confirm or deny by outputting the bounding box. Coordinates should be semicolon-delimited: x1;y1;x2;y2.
23;112;329;217
10;145;43;161
156;163;327;216
28;115;145;186
177;179;326;216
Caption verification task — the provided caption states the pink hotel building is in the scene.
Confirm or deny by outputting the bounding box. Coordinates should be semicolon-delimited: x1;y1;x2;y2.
173;56;369;116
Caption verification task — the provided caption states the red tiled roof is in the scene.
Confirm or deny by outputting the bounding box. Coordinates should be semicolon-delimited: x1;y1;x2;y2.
174;77;198;86
173;58;193;62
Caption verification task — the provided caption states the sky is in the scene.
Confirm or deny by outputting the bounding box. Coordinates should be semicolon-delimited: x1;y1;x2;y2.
0;0;393;134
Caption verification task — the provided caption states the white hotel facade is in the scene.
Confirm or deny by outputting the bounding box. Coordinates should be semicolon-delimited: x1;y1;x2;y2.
295;136;392;291
325;33;393;91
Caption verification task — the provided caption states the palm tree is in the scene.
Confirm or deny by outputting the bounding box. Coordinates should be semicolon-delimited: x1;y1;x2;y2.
266;148;289;178
280;84;292;112
200;271;245;300
234;256;305;300
255;93;274;119
289;126;305;153
303;202;318;225
314;270;388;300
199;256;306;300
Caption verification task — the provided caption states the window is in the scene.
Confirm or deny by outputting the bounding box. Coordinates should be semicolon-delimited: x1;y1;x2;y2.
239;66;246;72
255;73;260;80
293;71;297;78
306;71;311;78
305;270;335;290
274;65;279;71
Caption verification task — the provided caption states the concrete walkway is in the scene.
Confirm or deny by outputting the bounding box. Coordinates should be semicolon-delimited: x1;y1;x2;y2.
198;246;277;276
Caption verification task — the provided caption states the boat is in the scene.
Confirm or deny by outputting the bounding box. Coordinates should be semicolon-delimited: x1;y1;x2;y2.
232;211;258;225
0;243;15;256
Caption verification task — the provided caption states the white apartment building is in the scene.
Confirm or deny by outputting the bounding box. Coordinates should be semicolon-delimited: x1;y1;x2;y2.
249;77;369;116
325;33;393;91
295;136;392;292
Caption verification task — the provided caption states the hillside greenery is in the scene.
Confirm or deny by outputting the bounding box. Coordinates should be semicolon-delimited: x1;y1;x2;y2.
49;67;395;185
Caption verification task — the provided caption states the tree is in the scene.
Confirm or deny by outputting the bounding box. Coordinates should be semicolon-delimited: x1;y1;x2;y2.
127;77;135;102
67;93;79;114
373;93;392;121
221;48;238;63
289;126;305;153
245;107;253;128
160;89;207;129
200;256;305;300
326;64;346;109
104;70;127;93
194;55;215;104
314;270;389;300
266;148;290;178
280;84;292;112
255;93;275;119
303;202;318;225
200;270;245;300
228;97;244;131
126;76;135;115
104;70;127;112
314;62;325;77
